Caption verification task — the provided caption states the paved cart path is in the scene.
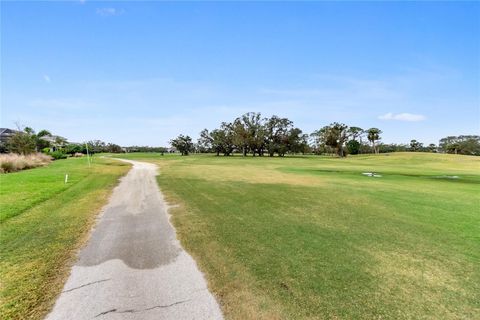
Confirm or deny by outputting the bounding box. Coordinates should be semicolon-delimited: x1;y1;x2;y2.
46;159;223;320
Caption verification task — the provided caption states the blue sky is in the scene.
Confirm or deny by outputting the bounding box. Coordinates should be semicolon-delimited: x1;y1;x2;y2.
1;1;479;146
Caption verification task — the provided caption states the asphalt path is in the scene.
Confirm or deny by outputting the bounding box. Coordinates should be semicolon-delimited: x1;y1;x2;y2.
46;159;223;320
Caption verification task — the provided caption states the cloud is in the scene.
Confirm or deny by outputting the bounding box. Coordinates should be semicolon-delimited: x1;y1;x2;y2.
378;112;426;122
43;75;51;83
96;8;124;16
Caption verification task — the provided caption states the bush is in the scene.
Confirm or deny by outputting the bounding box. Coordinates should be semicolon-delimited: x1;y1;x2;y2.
0;153;52;173
1;161;15;173
49;151;68;160
65;143;84;155
346;140;360;155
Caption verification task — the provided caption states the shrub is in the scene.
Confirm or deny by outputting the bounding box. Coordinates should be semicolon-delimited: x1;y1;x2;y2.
65;143;84;155
0;153;52;173
347;140;360;155
1;161;15;173
49;151;68;160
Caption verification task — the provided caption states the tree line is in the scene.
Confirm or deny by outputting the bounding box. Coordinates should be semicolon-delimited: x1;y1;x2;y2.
171;112;383;157
4;120;478;158
0;127;167;158
438;135;480;155
171;112;480;157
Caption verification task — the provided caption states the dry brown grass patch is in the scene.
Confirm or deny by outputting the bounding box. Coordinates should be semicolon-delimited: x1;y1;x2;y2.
0;153;52;173
363;247;473;318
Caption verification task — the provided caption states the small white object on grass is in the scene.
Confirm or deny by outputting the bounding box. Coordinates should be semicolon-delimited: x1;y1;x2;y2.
362;172;382;177
65;174;69;184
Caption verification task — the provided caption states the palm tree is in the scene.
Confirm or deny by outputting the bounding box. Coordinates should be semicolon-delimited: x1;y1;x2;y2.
348;127;364;142
35;129;52;151
37;130;51;138
367;128;382;154
54;136;67;148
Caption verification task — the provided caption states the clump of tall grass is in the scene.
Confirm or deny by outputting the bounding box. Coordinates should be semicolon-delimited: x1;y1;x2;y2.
0;153;52;173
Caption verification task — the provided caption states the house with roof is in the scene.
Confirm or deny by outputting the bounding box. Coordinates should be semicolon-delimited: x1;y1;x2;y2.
39;134;67;146
0;128;19;144
0;128;68;152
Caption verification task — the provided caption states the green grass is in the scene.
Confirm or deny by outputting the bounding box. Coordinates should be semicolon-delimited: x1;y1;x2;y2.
0;157;130;320
116;152;480;319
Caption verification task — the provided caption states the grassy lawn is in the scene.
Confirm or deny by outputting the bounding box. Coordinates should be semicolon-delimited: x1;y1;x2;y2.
0;157;130;320
117;152;480;319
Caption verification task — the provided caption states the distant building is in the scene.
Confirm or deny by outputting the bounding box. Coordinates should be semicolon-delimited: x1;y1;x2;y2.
0;128;19;144
39;134;67;146
0;128;70;153
38;134;68;152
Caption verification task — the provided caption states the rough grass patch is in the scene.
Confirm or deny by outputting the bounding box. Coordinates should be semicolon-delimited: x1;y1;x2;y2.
114;152;480;319
0;158;131;319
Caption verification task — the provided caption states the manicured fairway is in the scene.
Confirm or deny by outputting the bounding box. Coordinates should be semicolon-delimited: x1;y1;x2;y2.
117;152;480;319
0;157;130;320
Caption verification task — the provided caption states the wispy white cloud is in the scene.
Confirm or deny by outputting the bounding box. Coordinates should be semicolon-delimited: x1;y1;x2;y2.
96;8;124;17
43;75;51;83
378;112;426;122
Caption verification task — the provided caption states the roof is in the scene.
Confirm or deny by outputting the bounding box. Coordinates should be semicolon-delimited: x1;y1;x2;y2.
39;135;67;143
0;128;18;135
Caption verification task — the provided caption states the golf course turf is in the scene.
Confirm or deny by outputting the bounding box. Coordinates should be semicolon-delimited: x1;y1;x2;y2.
116;152;479;319
1;152;478;319
0;157;131;320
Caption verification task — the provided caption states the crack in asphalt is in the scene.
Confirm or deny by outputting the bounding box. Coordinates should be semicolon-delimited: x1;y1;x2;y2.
93;299;191;318
62;279;111;293
94;309;117;317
